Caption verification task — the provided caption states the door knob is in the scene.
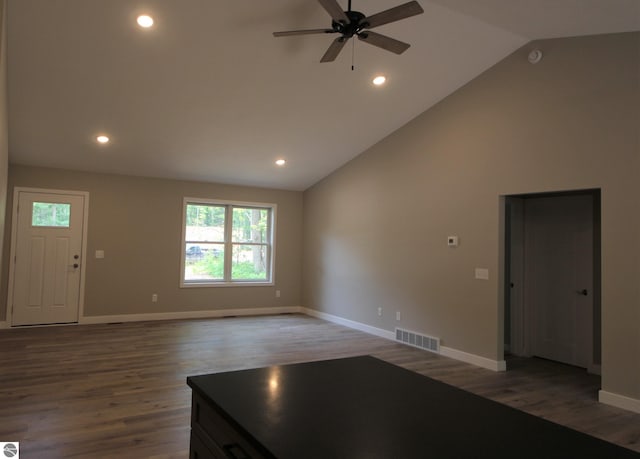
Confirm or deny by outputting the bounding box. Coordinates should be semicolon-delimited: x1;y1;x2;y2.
73;263;79;268
578;289;588;296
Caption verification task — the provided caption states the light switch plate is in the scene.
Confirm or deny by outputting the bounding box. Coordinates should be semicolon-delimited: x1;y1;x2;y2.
95;250;105;259
475;268;489;280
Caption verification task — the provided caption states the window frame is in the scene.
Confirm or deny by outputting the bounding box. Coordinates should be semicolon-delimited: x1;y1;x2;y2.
180;197;276;288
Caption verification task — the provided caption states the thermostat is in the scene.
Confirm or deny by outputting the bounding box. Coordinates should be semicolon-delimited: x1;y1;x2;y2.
447;236;459;247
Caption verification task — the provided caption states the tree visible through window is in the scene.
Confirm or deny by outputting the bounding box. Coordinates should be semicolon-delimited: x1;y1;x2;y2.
182;199;274;285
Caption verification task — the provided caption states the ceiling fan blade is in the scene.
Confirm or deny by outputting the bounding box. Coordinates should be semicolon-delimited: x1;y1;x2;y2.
273;29;335;37
357;31;410;54
320;37;348;62
318;0;349;23
360;1;424;29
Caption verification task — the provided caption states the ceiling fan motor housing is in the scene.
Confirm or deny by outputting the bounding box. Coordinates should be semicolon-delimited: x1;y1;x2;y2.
332;10;366;37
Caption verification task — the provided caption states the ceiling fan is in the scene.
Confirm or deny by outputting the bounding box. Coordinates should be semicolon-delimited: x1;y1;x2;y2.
273;0;424;63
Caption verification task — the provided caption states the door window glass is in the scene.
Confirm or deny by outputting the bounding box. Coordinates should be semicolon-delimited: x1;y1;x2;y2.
32;202;71;227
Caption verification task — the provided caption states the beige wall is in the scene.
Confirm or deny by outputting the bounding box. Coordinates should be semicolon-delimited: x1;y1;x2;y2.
0;0;8;283
302;33;640;399
1;166;303;319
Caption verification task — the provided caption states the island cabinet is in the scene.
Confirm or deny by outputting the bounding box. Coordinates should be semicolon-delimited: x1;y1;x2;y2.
189;391;273;459
187;356;640;459
189;391;270;459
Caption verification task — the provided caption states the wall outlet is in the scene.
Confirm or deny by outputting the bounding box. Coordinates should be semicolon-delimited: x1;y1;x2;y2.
152;293;158;303
396;311;401;321
377;307;382;317
275;290;281;298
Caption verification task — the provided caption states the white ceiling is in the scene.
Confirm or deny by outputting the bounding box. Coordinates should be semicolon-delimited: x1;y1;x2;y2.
7;0;640;191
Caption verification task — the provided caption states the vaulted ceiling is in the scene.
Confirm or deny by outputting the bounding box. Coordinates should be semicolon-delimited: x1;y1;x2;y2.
7;0;640;190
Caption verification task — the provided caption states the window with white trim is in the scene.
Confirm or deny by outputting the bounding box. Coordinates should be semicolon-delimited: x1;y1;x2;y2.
181;199;275;286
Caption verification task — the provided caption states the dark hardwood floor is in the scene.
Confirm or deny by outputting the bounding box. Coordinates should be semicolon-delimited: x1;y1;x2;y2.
1;314;639;458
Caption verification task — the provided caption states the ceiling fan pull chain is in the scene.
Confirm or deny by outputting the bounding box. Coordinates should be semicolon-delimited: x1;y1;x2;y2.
351;38;355;71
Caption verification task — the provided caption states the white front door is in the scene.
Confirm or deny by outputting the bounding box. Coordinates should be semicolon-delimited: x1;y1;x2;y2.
10;190;86;326
524;194;593;368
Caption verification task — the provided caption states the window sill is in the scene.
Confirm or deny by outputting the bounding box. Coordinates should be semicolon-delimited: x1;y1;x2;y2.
180;281;274;288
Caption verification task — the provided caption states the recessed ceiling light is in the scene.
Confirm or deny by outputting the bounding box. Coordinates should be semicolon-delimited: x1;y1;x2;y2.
372;75;387;86
137;15;154;28
275;159;287;166
96;135;110;144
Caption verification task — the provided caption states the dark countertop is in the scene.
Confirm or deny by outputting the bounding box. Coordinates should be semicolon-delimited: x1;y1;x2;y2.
187;355;640;459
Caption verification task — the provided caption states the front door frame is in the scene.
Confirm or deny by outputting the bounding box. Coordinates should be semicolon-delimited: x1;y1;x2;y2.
6;187;90;327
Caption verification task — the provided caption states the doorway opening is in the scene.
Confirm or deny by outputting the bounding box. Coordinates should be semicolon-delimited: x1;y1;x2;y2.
503;189;601;374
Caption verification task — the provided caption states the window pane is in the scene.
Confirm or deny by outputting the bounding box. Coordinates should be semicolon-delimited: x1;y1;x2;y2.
231;245;267;280
185;204;225;242
232;207;268;243
184;243;225;281
182;200;274;286
32;202;71;227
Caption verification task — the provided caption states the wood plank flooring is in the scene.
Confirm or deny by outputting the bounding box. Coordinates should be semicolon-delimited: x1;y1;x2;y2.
1;314;639;458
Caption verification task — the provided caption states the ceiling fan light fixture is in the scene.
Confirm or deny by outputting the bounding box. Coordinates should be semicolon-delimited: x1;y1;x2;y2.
96;135;110;144
137;15;154;28
372;75;387;86
275;159;287;166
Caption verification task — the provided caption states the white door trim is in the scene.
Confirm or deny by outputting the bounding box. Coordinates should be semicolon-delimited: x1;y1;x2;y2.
6;187;90;326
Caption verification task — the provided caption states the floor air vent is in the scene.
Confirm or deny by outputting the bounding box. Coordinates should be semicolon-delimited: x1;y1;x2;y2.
395;328;440;353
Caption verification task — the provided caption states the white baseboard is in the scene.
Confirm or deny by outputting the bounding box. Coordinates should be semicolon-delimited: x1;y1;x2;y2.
440;346;507;372
302;308;395;340
599;390;640;414
302;308;506;372
79;306;303;325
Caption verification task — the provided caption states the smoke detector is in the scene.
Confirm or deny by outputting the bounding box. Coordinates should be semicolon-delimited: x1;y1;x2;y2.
528;49;543;64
